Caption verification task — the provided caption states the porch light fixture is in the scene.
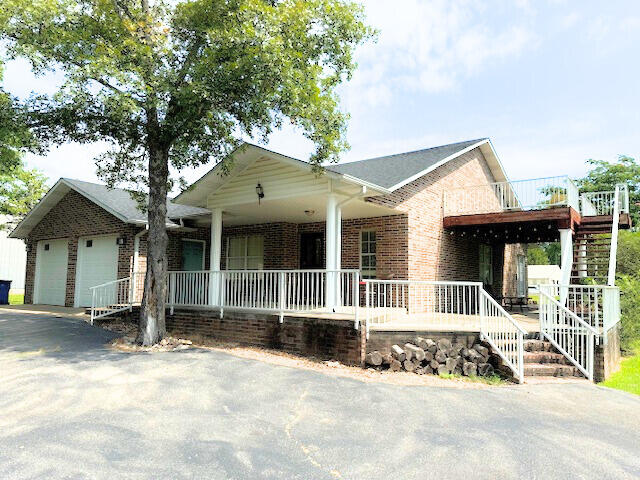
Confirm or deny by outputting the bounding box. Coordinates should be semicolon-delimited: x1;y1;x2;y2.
116;237;126;246
256;183;264;204
304;209;315;217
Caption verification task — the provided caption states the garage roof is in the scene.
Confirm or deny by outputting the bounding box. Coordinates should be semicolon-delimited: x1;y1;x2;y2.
9;178;210;239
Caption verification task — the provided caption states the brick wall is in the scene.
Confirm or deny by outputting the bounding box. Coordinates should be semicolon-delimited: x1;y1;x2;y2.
166;309;365;366
220;216;409;279
366;147;520;295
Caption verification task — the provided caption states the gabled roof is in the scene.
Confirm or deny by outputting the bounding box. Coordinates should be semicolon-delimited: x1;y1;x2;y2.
175;138;508;208
9;178;210;239
327;139;492;190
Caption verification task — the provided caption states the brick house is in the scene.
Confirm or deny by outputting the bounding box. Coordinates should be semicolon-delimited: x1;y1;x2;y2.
10;138;628;382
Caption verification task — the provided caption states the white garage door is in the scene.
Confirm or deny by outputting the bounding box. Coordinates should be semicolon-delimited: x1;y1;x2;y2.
75;235;119;307
34;239;69;306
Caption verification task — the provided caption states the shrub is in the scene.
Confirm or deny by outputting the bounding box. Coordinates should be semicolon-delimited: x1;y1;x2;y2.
617;275;640;352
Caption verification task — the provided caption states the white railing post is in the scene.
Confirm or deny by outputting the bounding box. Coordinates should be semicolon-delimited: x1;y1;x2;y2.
278;271;285;323
365;280;370;339
353;271;360;329
219;271;225;319
517;332;524;383
91;288;96;325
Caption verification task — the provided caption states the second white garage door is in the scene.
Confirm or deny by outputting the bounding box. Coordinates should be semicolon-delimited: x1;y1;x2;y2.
75;235;119;307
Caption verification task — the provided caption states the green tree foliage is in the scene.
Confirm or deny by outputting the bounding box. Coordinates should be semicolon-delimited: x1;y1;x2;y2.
1;0;374;344
617;275;640;352
614;231;640;351
527;245;549;265
526;242;560;265
0;64;47;228
576;156;640;225
0;160;48;228
616;230;640;277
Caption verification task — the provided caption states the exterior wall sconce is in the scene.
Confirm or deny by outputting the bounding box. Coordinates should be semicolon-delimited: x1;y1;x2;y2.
256;183;265;204
116;237;126;246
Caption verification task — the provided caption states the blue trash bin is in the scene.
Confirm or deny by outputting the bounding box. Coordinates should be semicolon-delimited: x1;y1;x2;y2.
0;280;11;305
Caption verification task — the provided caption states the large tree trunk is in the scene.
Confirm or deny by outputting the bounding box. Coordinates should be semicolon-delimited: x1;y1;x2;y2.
137;143;170;346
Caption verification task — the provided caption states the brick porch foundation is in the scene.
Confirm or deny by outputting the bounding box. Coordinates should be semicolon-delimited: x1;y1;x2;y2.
166;309;366;366
594;324;622;382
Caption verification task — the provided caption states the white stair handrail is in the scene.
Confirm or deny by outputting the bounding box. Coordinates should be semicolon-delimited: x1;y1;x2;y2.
479;289;527;383
538;287;598;380
89;275;134;324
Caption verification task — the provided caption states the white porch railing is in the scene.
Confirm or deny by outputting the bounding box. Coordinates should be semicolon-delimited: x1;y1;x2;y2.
538;286;598;380
167;269;361;327
364;280;526;382
443;175;580;217
364;281;482;330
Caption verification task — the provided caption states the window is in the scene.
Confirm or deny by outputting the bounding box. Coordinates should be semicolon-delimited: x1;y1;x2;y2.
360;230;377;279
226;235;264;270
479;244;493;285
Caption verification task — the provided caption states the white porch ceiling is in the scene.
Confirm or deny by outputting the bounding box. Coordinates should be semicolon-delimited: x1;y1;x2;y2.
194;193;399;226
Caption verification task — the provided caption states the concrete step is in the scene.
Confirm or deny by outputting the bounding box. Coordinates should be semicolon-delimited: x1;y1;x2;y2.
523;351;571;365
524;363;582;377
524;339;553;352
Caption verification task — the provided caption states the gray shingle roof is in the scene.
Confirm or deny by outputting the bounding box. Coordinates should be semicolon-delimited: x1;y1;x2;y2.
63;178;210;224
327;138;487;190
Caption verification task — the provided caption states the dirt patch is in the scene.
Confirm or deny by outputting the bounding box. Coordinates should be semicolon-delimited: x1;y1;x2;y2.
99;319;507;388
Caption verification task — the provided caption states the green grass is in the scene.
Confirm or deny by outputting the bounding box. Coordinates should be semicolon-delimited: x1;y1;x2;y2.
600;342;640;396
8;293;24;305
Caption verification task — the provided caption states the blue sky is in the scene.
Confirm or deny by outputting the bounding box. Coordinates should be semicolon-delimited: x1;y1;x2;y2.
3;0;640;188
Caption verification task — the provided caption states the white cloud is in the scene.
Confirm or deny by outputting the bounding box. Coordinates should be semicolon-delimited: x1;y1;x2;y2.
346;0;537;96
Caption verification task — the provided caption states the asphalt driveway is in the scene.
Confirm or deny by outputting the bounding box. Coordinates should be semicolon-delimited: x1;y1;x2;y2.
1;312;639;480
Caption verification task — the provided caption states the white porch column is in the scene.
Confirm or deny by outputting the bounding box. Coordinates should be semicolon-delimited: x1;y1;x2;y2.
209;208;223;306
325;193;338;309
559;228;573;304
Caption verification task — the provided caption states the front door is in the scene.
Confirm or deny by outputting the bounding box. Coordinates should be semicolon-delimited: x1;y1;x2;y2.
182;240;205;271
300;233;324;269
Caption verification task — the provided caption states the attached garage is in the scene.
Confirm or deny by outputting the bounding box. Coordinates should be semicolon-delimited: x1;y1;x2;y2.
34;239;69;306
74;235;119;308
9;178;210;307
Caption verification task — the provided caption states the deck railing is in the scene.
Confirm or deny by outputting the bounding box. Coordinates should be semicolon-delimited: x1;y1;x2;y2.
364;280;526;382
538;286;597;380
167;269;360;326
443;175;580;217
580;184;629;216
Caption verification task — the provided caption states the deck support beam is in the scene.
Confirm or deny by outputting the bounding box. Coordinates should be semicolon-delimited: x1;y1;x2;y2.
559;228;573;304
